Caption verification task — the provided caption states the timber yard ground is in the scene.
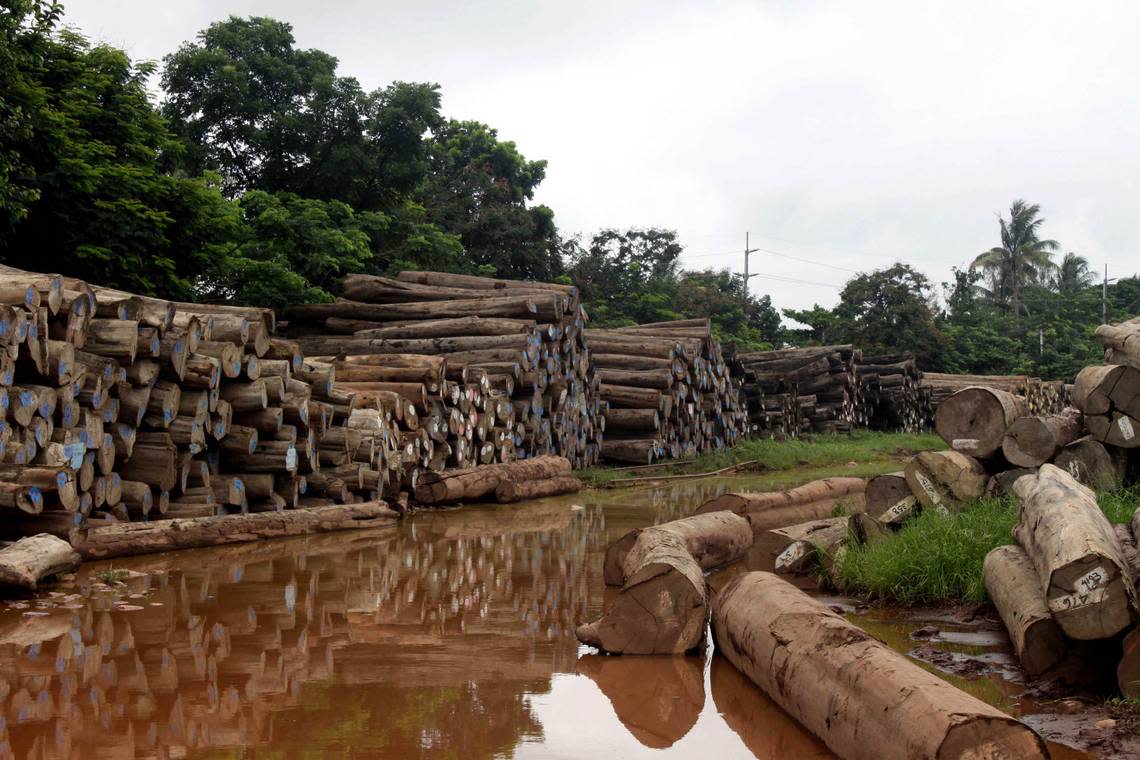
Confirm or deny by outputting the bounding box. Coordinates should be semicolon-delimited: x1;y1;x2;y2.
5;433;1139;758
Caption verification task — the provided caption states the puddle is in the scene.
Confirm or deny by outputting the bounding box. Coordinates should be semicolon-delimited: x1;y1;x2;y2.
0;473;1110;758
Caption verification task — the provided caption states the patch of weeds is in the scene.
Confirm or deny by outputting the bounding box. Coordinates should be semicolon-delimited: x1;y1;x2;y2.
94;568;128;584
1105;697;1140;733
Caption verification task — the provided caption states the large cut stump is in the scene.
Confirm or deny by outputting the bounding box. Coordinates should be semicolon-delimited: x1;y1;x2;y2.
577;529;707;654
1013;464;1136;640
1053;436;1126;493
603;512;752;586
1001;407;1084;467
983;545;1066;676
903;450;987;513
865;471;911;516
934;386;1027;458
712;572;1048;760
0;534;80;589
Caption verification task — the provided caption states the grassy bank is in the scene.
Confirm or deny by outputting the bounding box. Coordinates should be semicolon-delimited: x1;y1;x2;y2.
578;430;945;487
834;487;1140;605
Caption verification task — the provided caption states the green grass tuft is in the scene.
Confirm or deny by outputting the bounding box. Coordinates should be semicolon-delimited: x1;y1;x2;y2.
834;487;1140;605
94;568;128;584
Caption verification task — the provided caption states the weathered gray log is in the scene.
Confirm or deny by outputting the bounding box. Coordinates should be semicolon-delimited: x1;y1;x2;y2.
1001;407;1083;467
983;544;1066;676
713;572;1048;760
1052;436;1126;493
1012;464;1136;640
0;534;80;589
603;511;753;586
903;450;987;513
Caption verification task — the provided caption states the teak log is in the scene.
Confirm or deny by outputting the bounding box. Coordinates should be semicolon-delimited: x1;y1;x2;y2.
414;456;572;505
0;533;80;589
1052;436;1126;493
603;512;753;586
1001;407;1083;467
934;386;1027;458
494;476;581;503
712;572;1048;760
576;529;707;654
1012;464;1136;640
903;450;987;513
983;544;1066;676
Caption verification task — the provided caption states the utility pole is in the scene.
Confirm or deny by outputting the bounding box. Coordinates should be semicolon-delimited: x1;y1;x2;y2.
1104;264;1109;324
743;232;759;291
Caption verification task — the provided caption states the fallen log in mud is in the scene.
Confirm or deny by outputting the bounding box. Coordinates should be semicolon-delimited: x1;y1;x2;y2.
74;502;399;560
1013;464;1136;640
493;476;581;503
0;533;80;589
695;477;867;532
712;571;1049;760
983;544;1066;676
576;529;707;654
603;511;753;586
414;456;572;505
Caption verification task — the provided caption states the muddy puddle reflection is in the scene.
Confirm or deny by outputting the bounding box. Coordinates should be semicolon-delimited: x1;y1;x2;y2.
0;473;1097;758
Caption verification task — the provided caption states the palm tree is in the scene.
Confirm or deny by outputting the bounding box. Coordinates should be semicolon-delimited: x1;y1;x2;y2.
1055;252;1094;292
971;199;1059;325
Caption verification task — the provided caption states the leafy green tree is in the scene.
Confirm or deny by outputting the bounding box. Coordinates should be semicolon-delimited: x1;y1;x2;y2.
833;264;948;367
419;120;561;280
971;199;1059;324
567;228;683;325
0;21;238;298
1055;252;1095;293
781;305;843;346
162;16;443;212
675;269;782;349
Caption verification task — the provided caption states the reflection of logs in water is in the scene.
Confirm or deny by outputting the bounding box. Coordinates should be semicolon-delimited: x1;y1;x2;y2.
576;654;703;748
0;503;607;759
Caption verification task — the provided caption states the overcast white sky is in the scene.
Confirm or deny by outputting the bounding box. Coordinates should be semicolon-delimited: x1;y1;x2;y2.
63;0;1140;314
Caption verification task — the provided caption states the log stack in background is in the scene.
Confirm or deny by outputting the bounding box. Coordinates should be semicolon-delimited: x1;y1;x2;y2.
587;318;747;464
857;353;932;433
732;345;862;437
282;272;604;473
922;373;1069;417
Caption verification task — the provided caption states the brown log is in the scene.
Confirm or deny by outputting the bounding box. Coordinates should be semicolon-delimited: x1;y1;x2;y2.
1012;464;1136;640
599;384;664;410
1095;320;1140;369
332;315;537;338
576;529;707;654
74;502;398;559
603;512;753;586
983;544;1066;676
765;517;850;575
284;295;540;323
903;450;987;513
934;386;1026;457
696;477;866;518
1001;407;1084;467
597;368;674;389
604;407;659;433
414;455;571;505
0;533;80;589
494;476;581;503
1052;436;1126;492
711;572;1048;760
864;471;912;518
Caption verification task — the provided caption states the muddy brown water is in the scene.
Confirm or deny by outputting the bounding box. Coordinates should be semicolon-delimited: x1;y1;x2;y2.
0;470;1106;758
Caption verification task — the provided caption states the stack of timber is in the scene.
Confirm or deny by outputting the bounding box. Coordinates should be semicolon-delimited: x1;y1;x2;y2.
733;345;862;437
588;318;747;464
283;271;604;470
0;265;394;548
857;353;932;432
922;373;1068;416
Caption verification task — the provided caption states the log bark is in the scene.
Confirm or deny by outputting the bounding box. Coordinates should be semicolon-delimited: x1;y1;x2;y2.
712;572;1049;760
766;517;850;575
934;386;1027;458
903;450;987;513
74;502;398;559
284;295;540;323
576;529;707;654
983;544;1066;676
1053;436;1126;493
414;455;572;504
696;477;866;518
1001;407;1084;467
493;476;581;503
0;533;80;589
1012;464;1136;640
603;511;753;586
1095;320;1140;370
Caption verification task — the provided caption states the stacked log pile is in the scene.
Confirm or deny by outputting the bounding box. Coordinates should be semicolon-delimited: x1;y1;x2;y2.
283;272;604;471
922;373;1068;416
0;265;402;546
857;353;931;432
733;345;862;437
587;318;747;464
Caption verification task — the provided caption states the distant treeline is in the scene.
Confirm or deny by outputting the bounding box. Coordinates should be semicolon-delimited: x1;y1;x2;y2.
0;3;1133;379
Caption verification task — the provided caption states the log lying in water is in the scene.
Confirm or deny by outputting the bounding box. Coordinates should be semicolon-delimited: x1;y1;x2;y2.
934;386;1026;458
712;571;1049;760
576;529;707;654
414;455;572;505
494;476;581;503
602;511;753;586
768;516;850;575
1012;465;1136;640
1001;407;1084;467
983;544;1066;676
0;533;80;589
694;477;866;533
903;450;987;513
73;502;398;560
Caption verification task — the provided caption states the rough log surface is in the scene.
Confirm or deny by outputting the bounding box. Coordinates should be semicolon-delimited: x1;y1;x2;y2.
0;533;80;589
